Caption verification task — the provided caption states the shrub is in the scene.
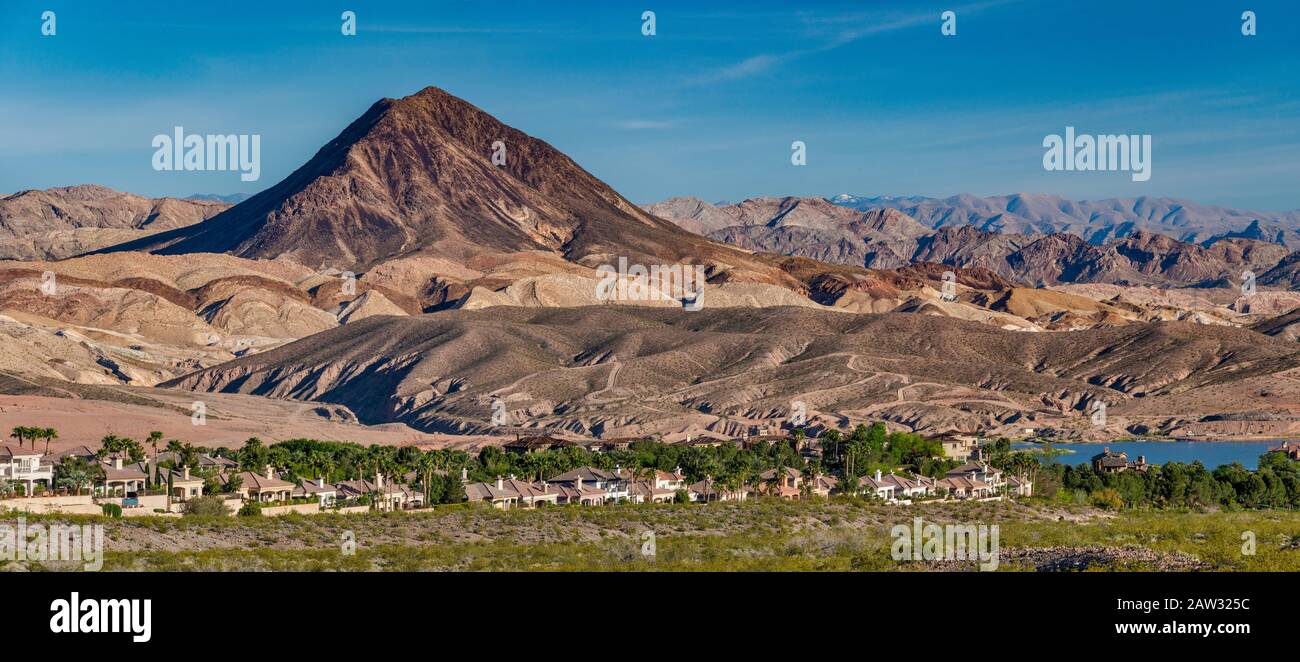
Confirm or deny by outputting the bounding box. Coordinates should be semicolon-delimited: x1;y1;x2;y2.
238;502;263;517
1089;488;1124;511
101;503;122;518
182;496;230;517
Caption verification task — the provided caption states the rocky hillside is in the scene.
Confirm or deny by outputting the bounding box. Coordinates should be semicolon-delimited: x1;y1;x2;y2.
0;185;227;259
162;306;1300;439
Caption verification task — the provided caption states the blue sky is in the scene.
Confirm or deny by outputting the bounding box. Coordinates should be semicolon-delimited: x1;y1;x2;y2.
2;0;1298;209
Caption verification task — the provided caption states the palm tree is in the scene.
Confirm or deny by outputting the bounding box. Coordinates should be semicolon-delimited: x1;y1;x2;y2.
147;431;163;459
307;450;331;482
764;468;784;496
801;461;819;498
180;443;198;469
41;427;58;455
10;426;30;449
416;452;439;505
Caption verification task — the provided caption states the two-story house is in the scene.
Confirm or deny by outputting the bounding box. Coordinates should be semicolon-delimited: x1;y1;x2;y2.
0;443;54;495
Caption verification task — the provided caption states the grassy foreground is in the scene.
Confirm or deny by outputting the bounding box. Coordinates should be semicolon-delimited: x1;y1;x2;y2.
9;498;1300;571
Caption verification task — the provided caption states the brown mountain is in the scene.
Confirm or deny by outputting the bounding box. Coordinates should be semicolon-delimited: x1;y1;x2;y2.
0;185;227;259
651;196;1295;289
162;306;1300;439
99;87;796;290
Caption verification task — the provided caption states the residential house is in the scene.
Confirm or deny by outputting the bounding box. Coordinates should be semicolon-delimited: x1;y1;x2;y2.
552;466;628;500
808;474;837;498
502;435;579;455
98;456;148;496
0;443;54;495
946;462;1005;490
757;467;803;499
935;475;994;500
56;445;99;465
500;475;560;508
653;467;687;492
464;478;520;509
878;472;932;500
1090;448;1149;474
293;477;337;508
547;475;608;505
334;474;422;511
937;434;979;460
687;478;750;502
856;470;898;501
1268;441;1300;461
626;480;676;503
165;466;205;502
1006;475;1034;497
222;466;295;503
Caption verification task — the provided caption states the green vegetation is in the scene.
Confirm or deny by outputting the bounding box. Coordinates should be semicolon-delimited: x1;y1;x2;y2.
9;425;58;454
996;441;1300;510
181;495;229;517
12;499;1298;571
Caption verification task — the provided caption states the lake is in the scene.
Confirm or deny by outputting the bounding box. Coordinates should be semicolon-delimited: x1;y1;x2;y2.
1011;440;1284;469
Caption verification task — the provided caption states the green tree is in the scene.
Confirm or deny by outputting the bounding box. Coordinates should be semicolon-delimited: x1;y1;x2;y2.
147;431;164;459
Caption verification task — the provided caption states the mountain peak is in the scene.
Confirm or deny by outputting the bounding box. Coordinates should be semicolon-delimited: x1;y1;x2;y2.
96;86;780;282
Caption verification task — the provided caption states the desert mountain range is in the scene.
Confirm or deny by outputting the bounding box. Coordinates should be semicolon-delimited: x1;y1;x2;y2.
3;86;1300;446
645;196;1300;288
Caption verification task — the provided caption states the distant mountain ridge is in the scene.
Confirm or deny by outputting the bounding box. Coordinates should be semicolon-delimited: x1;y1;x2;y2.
831;192;1300;248
645;195;1300;289
0;185;228;260
186;193;252;204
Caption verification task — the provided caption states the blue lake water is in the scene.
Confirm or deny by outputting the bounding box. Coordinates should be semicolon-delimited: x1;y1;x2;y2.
1011;441;1284;469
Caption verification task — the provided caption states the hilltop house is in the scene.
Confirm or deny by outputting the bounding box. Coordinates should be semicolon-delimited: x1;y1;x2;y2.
1269;441;1300;461
1090;448;1149;474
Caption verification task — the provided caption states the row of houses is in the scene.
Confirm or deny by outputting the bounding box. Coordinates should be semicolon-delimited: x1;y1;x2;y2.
5;439;1033;514
463;461;1032;510
754;461;1031;503
0;443;426;513
464;466;689;508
